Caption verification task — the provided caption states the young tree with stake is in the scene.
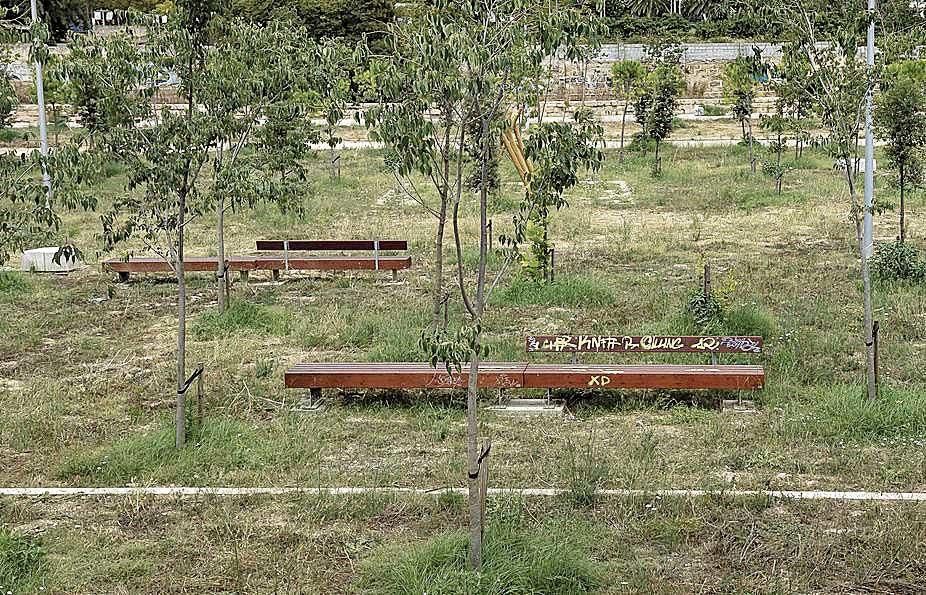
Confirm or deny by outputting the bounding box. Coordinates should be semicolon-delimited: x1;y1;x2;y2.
71;3;323;446
780;0;878;399
611;60;645;162
876;60;926;244
370;0;604;570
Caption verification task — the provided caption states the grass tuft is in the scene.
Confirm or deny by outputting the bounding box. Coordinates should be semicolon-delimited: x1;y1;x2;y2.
0;272;30;301
774;385;926;444
192;301;288;340
0;529;45;593
359;514;602;594
496;275;616;307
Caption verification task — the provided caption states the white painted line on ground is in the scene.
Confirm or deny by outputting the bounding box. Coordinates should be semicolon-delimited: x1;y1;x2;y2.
1;486;925;502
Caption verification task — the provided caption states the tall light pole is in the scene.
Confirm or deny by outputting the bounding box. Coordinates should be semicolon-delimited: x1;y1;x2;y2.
862;0;877;399
29;0;52;203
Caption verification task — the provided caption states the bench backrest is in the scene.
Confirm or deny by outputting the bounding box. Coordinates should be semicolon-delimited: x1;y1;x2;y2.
526;335;763;354
256;240;407;252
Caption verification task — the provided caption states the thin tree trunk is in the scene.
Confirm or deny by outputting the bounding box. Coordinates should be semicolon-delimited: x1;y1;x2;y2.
654;139;661;175
776;132;783;195
845;163;877;401
216;197;226;312
466;132;491;570
431;198;448;330
748;118;755;173
899;165;905;243
176;199;187;449
619;100;629;163
465;345;483;569
329;133;338;179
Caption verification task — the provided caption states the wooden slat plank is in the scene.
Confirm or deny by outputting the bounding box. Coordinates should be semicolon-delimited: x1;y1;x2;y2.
526;335;763;354
522;364;764;390
285;362;764;391
253;256;411;271
102;257;256;273
256;240;408;251
285;363;526;389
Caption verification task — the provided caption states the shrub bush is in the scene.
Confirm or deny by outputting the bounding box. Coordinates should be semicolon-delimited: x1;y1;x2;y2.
872;240;926;283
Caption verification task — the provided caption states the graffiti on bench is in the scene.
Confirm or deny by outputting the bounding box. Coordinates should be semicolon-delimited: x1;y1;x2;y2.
526;335;763;354
426;371;522;389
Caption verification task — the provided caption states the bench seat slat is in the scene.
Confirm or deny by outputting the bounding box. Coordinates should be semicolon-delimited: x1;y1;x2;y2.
103;257;256;273
285;363;764;391
257;240;408;251
523;364;764;390
103;256;412;274
253;256;411;271
285;363;527;390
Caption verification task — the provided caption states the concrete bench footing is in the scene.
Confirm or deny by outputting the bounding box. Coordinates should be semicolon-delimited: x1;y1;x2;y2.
487;398;565;417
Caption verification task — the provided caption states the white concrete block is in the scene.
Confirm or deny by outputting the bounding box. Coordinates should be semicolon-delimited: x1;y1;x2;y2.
20;247;81;273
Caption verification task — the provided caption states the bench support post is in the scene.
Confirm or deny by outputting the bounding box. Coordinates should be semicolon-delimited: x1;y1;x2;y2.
118;271;130;283
240;270;249;284
296;388;326;413
392;269;398;282
272;269;280;282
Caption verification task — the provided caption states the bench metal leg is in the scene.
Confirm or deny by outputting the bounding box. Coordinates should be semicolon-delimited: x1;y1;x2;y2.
272;269;280;282
118;271;130;283
546;388;552;407
497;388;504;406
240;270;249;284
392;269;398;282
309;388;322;406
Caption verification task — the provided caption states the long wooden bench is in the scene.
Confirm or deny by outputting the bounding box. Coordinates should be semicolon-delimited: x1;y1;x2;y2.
285;335;765;401
103;240;411;282
255;240;411;280
103;256;257;282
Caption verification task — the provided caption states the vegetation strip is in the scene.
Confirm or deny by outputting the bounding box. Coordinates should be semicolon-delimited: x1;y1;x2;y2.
2;487;926;502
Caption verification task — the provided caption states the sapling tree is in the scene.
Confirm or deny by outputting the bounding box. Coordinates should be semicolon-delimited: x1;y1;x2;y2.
315;39;354;179
760;112;789;194
776;44;816;160
364;12;476;332
875;60;926;244
611;60;645;162
199;18;322;311
635;41;683;175
722;50;767;173
506;108;604;281
780;0;877;398
644;63;683;176
370;0;604;570
72;2;321;445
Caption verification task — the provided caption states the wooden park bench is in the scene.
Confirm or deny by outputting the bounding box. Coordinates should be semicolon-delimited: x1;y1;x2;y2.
103;256;257;282
254;240;411;281
284;335;764;406
102;240;411;282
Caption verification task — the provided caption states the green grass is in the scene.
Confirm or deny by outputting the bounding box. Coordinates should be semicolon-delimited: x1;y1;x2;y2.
0;272;29;301
56;417;314;486
496;275;616;307
359;506;603;594
192;300;289;340
0;529;45;594
773;386;926;445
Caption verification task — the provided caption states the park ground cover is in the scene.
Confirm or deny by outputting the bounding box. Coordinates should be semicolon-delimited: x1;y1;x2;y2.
1;144;925;592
